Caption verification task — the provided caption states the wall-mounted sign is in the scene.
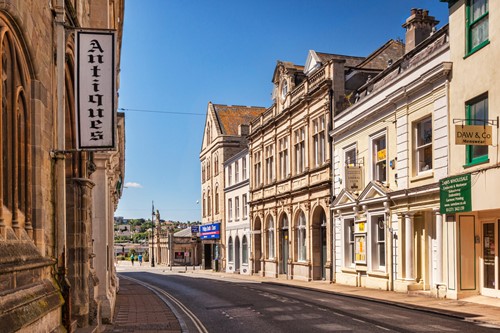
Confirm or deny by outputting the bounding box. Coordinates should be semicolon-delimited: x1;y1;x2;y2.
200;222;220;240
345;166;363;192
76;30;116;150
377;149;386;161
455;125;492;146
440;174;472;214
191;225;200;234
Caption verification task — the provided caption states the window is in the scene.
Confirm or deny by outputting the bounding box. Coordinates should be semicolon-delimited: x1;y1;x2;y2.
228;199;232;221
215;187;219;214
242;236;248;264
313;116;326;166
415;117;433;173
265;144;274;184
235;161;239;183
294;128;306;174
202;194;206;217
467;0;489;54
297;211;307;261
281;80;288;99
371;215;386;270
228;237;234;262
207;191;211;216
466;95;489;165
254;151;262;186
228;165;232;186
345;146;357;166
242;194;248;219
202;164;205;183
242;156;247;179
372;133;387;182
207;158;211;179
267;216;275;259
278;136;289;180
206;122;211;143
235;196;240;220
214;155;218;175
344;218;355;267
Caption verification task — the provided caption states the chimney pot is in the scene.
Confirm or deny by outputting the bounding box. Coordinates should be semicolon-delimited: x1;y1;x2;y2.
402;8;439;53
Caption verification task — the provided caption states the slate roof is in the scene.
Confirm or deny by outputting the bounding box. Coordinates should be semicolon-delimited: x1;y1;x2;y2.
174;227;193;238
315;52;366;67
213;104;266;136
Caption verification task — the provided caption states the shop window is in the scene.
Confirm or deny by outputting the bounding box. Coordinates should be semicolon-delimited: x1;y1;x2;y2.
228;237;233;262
297;211;307;261
344;218;355;267
466;94;488;166
371;215;386;271
242;236;248;264
267;216;275;259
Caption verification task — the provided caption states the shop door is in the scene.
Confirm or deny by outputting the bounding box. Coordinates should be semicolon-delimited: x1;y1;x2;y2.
321;226;327;279
481;220;499;297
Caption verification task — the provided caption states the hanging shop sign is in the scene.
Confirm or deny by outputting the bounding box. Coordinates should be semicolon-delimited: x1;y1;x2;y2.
440;174;472;214
345;166;363;193
200;222;220;240
76;30;116;150
455;125;492;146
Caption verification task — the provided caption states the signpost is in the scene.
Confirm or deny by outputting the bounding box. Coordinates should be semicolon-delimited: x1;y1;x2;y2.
440;174;472;214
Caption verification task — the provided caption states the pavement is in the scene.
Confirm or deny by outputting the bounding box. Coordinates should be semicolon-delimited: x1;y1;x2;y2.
103;260;500;332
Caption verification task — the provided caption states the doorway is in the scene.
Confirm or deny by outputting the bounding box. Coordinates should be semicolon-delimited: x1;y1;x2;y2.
481;220;499;297
203;244;212;270
235;236;241;273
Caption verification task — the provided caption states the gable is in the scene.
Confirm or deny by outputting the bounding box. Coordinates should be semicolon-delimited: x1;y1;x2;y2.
332;189;358;208
357;181;391;203
304;50;322;75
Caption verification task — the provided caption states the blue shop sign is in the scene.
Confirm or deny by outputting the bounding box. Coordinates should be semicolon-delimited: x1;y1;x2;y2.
191;225;199;234
200;223;220;240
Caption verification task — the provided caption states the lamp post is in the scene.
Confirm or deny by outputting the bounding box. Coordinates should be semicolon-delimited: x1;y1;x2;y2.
151;201;155;267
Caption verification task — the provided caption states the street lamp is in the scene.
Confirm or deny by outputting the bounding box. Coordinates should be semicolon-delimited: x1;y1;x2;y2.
151;201;155;267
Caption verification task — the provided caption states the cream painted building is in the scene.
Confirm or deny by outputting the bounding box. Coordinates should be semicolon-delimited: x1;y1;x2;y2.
331;9;451;293
441;0;500;299
224;149;252;275
200;103;265;271
248;43;403;281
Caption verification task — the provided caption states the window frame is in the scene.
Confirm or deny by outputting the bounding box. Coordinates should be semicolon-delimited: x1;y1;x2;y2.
465;94;489;166
414;116;433;175
466;0;489;56
267;216;275;259
344;217;355;268
228;236;234;262
313;115;326;167
294;128;306;174
371;215;386;271
278;136;289;180
235;160;239;183
242;236;248;264
265;144;274;184
228;198;232;222
235;196;240;220
297;211;307;262
371;131;387;183
242;194;248;219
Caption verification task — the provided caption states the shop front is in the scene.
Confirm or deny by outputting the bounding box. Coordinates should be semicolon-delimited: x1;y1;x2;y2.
200;222;222;271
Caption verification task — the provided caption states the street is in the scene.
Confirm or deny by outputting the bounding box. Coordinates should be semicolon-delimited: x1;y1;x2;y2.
119;269;500;333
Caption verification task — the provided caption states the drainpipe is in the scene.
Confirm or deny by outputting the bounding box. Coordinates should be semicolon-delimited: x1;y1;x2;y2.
329;86;335;283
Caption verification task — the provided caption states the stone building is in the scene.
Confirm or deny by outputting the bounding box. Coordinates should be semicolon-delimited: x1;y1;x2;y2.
331;9;451;293
441;0;500;299
200;102;265;271
248;43;403;281
0;1;124;332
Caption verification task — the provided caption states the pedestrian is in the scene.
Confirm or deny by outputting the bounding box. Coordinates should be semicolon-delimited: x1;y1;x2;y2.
130;254;135;266
138;254;143;266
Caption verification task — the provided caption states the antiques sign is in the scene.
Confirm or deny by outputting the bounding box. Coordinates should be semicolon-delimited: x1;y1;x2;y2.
345;166;363;192
455;125;492;146
440;174;472;214
76;31;116;150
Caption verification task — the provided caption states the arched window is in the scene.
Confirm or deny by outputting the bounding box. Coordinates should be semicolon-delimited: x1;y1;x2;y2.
207;190;211;216
202;193;206;217
207;158;211;179
214;155;218;175
215;186;219;214
242;236;248;264
206;122;211;143
297;211;307;261
267;216;275;259
228;236;233;262
1;28;31;232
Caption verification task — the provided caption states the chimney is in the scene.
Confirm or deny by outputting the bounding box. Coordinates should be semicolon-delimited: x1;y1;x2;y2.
402;8;439;53
238;124;249;136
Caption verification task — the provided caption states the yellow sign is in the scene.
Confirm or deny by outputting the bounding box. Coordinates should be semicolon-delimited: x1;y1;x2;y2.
377;149;386;161
455;125;492;146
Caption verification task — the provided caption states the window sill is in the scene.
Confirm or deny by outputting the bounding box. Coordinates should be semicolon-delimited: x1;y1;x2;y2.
367;270;388;278
410;171;434;183
293;260;309;266
464;40;490;59
463;157;489;169
341;267;356;274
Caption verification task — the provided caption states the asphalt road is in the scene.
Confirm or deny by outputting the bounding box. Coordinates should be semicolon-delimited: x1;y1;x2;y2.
122;271;499;333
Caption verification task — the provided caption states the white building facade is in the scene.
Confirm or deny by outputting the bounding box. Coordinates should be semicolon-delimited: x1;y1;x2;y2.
224;149;252;275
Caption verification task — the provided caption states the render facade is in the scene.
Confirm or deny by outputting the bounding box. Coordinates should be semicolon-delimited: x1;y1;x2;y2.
442;0;500;299
224;149;252;275
331;9;451;294
0;1;124;332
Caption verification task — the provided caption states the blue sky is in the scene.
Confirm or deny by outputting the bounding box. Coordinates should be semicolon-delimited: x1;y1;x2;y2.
115;0;449;222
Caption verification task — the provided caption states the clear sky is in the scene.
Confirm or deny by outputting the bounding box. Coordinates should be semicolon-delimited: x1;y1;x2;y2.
115;0;449;222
